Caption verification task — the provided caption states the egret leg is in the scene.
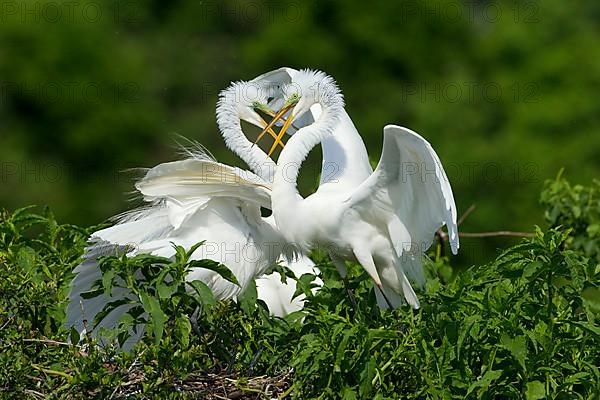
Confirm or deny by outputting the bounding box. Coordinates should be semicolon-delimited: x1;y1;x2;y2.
352;249;394;309
329;252;348;279
374;282;395;310
374;284;394;310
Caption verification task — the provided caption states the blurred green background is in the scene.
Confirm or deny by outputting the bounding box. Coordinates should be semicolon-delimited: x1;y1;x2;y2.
1;0;599;268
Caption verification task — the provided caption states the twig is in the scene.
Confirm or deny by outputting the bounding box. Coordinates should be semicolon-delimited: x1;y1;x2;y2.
436;203;534;241
437;229;534;241
279;384;294;400
458;231;535;238
24;389;45;399
23;338;72;347
0;315;14;330
31;364;72;381
108;349;146;399
457;204;476;226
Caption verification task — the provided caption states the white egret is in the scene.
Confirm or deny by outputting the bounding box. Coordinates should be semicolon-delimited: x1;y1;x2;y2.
66;72;320;348
215;67;374;305
258;69;459;309
66;150;295;348
224;67;373;188
228;68;375;284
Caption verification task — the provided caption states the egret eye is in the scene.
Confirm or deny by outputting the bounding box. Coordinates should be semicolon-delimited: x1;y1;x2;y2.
251;101;273;115
283;93;301;108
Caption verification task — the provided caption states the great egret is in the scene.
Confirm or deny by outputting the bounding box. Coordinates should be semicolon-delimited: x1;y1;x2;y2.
66;150;299;348
67;71;326;348
226;67;375;283
215;67;374;305
257;69;459;309
216;67;372;187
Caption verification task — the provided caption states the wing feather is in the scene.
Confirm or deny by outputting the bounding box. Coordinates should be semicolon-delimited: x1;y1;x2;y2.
67;155;288;348
347;125;459;281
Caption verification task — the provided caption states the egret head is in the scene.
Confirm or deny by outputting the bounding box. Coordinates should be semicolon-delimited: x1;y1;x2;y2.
256;69;343;156
217;80;294;160
219;80;275;129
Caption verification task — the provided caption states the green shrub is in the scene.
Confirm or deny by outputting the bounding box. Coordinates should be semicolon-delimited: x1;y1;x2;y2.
0;175;599;399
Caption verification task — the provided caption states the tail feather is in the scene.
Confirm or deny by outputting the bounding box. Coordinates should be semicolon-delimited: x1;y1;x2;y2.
374;282;406;310
401;273;420;309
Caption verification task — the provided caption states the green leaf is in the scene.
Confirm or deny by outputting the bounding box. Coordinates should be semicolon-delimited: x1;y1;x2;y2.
525;381;545;400
581;286;600;314
69;327;81;346
16;246;36;273
238;280;258;315
80;288;104;300
187;280;216;306
12;205;39;220
139;291;166;345
175;315;192;348
565;321;600;339
94;299;131;328
187;260;239;286
340;387;358;400
587;224;600;237
131;254;172;266
466;370;503;397
156;281;176;299
522;261;542;279
457;315;479;360
101;268;115;296
359;357;376;397
500;334;527;371
293;273;318;300
334;329;351;372
564;372;590;385
186;241;206;260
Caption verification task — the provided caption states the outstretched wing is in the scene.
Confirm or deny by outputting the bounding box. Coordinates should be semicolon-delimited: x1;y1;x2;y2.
347;125;459;284
66;241;146;350
67;157;283;348
135;158;271;230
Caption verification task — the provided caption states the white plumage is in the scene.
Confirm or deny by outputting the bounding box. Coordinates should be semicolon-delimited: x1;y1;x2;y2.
66;150;297;348
263;70;459;310
66;67;460;350
66;69;337;347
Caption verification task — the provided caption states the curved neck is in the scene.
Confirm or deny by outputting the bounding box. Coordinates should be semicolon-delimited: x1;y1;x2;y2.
216;95;275;183
273;105;340;219
320;111;372;187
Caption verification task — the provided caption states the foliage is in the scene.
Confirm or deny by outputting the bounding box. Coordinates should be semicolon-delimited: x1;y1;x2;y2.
1;176;599;398
541;170;600;262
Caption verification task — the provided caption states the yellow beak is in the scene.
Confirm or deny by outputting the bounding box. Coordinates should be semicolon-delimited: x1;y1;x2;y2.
257;116;284;150
266;112;295;157
253;101;296;152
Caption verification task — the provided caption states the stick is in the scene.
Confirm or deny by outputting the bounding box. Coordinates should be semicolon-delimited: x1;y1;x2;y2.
458;231;535;238
458;204;476;226
23;338;72;347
